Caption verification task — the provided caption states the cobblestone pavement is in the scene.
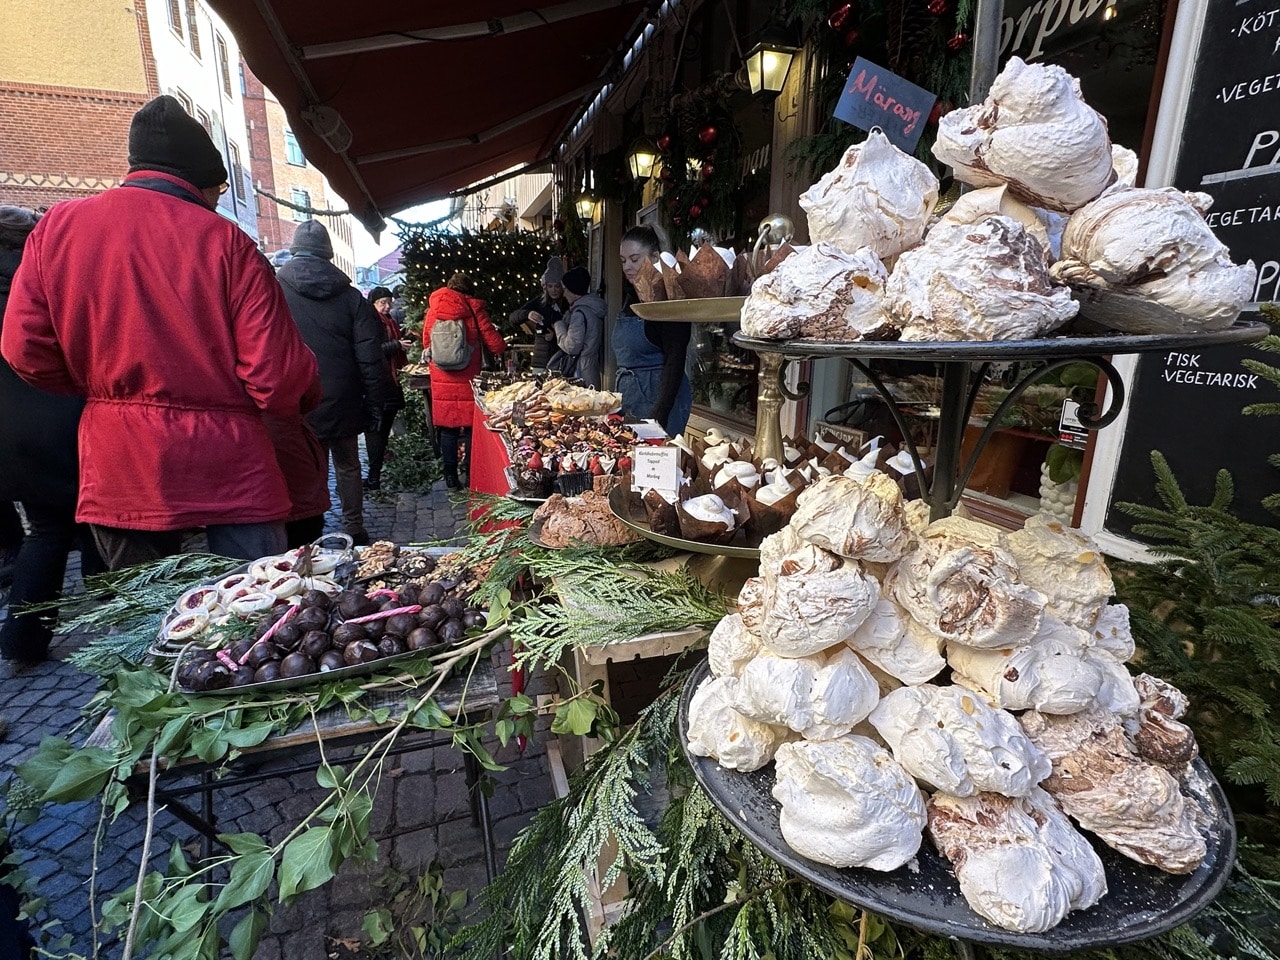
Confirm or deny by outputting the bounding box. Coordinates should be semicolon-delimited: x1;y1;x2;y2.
0;462;559;959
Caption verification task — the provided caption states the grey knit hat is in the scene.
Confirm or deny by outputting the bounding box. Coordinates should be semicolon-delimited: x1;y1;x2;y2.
290;220;334;260
0;206;39;251
542;256;566;284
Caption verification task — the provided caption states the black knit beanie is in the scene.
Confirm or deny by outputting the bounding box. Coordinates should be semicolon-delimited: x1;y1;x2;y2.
128;95;228;188
562;266;591;296
368;286;393;303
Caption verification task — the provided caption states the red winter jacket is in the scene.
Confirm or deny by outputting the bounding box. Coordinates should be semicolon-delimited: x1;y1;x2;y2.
423;287;506;429
1;171;320;531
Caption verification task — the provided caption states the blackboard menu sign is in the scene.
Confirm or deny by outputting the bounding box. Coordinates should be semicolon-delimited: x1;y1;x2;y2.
1105;2;1279;536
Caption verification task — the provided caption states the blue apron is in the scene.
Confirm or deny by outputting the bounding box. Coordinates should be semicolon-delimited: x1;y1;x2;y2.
612;308;692;435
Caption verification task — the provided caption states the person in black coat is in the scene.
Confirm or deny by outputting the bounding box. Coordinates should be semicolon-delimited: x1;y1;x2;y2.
510;257;567;372
0;205;104;664
277;221;392;546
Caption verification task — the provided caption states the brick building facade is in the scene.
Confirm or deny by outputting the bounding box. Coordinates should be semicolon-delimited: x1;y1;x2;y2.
0;0;159;210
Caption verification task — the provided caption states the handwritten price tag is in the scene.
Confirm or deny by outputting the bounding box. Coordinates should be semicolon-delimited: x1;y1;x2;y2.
630;445;681;499
834;57;936;152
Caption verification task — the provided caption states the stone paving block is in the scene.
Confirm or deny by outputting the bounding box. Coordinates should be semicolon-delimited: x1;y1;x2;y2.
392;773;436;833
493;812;534;852
435;821;485;867
433;771;471;818
393;825;438;871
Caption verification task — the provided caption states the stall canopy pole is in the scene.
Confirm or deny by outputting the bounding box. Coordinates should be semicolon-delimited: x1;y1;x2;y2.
967;0;1005;103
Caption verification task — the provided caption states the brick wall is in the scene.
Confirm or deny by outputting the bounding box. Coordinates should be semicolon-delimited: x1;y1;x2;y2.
0;86;145;210
240;64;280;249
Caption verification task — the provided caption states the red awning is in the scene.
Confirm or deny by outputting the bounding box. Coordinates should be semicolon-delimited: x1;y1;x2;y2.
208;0;651;234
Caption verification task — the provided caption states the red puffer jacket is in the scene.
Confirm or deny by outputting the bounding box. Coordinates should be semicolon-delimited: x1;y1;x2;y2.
2;171;320;531
423;287;506;428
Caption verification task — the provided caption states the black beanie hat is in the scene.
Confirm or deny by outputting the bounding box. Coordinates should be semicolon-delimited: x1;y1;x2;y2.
368;286;394;303
562;266;591;296
290;220;334;260
128;95;228;188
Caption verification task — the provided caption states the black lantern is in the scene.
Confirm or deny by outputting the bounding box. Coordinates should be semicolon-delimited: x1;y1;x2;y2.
744;41;798;96
626;136;660;180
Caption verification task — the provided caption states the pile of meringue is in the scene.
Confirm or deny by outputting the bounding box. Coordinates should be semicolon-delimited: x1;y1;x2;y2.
742;57;1256;342
686;474;1212;934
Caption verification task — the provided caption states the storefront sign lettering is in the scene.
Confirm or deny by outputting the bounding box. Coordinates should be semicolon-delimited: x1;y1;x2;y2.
833;58;935;152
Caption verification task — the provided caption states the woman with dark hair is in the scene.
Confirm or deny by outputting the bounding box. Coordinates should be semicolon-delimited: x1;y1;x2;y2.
0;205;104;664
363;285;411;490
423;272;507;488
510;257;566;373
614;225;693;435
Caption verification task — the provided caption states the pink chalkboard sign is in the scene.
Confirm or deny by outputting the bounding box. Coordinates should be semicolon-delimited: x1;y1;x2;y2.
834;57;937;152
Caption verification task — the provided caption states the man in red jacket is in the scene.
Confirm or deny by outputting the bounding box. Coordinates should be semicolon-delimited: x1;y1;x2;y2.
1;95;320;569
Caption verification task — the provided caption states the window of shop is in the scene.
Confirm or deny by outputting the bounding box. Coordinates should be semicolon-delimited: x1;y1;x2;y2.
166;0;183;38
215;33;233;98
195;108;211;136
174;90;194;117
227;142;242;202
184;0;201;57
284;130;305;167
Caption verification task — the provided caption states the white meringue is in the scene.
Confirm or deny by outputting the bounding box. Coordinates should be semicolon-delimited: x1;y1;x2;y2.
763;562;880;658
772;736;927;871
1051;186;1257;334
754;477;795;506
1006;515;1113;629
713;460;761;490
886;217;1078;341
870;684;1051;797
741;243;893;341
790;473;913;563
757;527;840;591
933;56;1114;212
707;613;762;679
937;184;1051;257
733;646;880;740
686;676;788;772
1088;603;1136;662
948;634;1105;715
682;494;736;529
799;129;939;260
887;517;1045;648
928;788;1106;933
737;576;766;634
1111;144;1140;188
846;599;945;686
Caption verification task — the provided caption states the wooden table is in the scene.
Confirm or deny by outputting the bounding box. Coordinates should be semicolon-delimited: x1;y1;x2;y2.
86;663;501;880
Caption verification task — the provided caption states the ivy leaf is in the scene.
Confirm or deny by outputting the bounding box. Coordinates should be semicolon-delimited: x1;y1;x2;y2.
277;827;337;901
215;850;275;912
38;747;118;803
363;907;394;947
229;909;269;960
407;698;453;729
551;698;598;737
220;832;271;857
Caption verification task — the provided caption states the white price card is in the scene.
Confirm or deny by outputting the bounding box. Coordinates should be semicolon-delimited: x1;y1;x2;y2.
631;444;681;498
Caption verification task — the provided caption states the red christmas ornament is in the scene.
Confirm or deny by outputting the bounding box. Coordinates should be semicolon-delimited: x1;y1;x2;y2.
672;214;684;225
843;27;860;46
947;31;969;50
698;124;718;146
699;194;711;207
928;100;955;125
659;166;673;181
689;204;703;219
927;0;949;14
827;2;853;30
656;133;672;152
700;161;715;179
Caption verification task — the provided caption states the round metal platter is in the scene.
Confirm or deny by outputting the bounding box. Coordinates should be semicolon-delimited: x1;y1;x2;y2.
629;297;747;323
732;319;1268;362
607;486;761;559
678;659;1237;951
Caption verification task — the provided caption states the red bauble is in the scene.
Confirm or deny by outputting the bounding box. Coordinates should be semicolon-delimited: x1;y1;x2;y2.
700;161;715;179
672;215;683;225
827;2;853;30
928;100;954;125
698;124;718;146
659;166;673;181
843;27;860;46
688;204;703;219
553;217;565;232
656;134;672;152
927;0;949;14
699;194;710;207
947;31;969;50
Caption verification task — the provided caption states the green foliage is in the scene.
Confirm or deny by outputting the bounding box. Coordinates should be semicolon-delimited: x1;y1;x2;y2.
379;379;443;496
1114;452;1280;871
397;227;557;332
1046;443;1084;484
361;860;469;959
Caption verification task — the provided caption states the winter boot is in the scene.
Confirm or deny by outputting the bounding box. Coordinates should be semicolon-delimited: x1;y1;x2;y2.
443;466;461;490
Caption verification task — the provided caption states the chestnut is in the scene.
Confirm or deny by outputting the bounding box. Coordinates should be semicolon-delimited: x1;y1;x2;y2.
377;636;406;658
273;622;302;651
300;630;331;659
253;661;281;683
280;652;318;678
418;582;445;607
293;606;329;633
405;627;438;651
300;589;332;610
318;649;347;672
331;622;365;647
418;605;446;629
385;613;418;638
441;598;466;621
194;661;233;690
244;640;282;669
343;640;381;665
439;619;466;643
336;590;377;620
